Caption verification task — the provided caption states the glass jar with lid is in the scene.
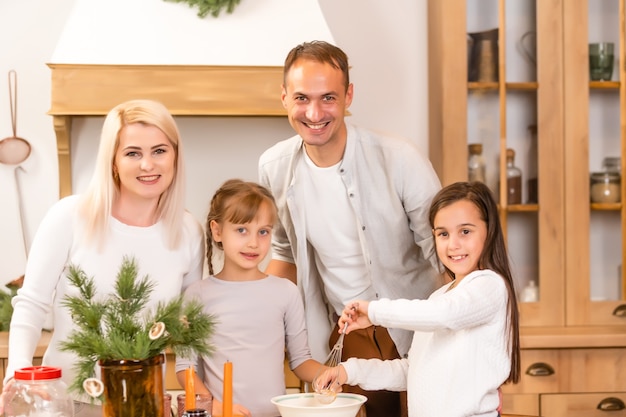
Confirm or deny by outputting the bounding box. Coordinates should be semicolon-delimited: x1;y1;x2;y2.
590;171;621;203
4;366;74;417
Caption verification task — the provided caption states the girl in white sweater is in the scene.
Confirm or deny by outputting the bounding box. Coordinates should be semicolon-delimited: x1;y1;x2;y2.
316;181;520;417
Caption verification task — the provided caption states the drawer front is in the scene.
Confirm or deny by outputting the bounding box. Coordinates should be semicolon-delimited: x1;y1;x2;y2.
501;393;539;416
503;347;626;395
541;392;626;417
502;349;561;394
562;348;626;392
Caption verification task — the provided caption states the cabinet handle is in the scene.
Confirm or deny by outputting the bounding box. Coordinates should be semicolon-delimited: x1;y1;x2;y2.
612;304;626;317
525;362;555;377
597;397;626;411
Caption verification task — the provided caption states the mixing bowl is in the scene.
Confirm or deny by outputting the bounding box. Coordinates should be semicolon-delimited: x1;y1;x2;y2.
271;393;367;417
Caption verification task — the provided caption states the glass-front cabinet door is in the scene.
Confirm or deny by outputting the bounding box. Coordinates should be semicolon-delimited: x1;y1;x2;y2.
565;0;626;326
428;0;566;327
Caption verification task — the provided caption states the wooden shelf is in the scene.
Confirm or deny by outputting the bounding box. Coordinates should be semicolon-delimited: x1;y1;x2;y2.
591;202;622;210
590;81;621;89
506;204;539;212
468;81;539;91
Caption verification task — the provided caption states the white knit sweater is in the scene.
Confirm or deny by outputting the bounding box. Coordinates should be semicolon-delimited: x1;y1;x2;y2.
343;269;511;417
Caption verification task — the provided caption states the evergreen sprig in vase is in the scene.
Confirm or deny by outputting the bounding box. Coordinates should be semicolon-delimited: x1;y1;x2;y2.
60;256;216;417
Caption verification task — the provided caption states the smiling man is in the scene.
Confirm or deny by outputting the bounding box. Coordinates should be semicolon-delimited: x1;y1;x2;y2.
258;40;443;417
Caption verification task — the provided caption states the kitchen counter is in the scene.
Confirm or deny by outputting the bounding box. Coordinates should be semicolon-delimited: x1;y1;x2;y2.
0;330;51;386
0;330;51;358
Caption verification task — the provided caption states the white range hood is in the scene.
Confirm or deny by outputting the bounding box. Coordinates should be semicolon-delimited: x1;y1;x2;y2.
51;0;335;66
48;0;335;198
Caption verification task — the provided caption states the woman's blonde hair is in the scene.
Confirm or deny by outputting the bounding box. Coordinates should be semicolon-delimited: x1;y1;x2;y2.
78;99;186;249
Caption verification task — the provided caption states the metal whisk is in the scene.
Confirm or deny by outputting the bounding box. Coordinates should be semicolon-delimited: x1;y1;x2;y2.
313;322;348;404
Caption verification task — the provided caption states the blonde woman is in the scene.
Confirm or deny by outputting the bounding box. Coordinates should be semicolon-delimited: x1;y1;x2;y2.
1;100;204;402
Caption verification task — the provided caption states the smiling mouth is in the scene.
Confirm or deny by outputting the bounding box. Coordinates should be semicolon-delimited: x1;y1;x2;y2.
138;175;160;182
305;121;329;130
449;255;467;261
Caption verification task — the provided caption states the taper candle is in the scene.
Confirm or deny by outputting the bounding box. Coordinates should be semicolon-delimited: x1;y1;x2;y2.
185;366;196;410
223;361;233;417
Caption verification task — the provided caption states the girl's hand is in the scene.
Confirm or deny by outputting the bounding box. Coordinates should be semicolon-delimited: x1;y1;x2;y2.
339;301;372;333
312;365;347;395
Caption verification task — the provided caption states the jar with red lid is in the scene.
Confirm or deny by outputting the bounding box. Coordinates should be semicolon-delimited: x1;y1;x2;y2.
4;366;74;416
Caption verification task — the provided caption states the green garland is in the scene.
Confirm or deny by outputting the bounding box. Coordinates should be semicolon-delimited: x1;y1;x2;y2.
0;282;19;331
163;0;241;18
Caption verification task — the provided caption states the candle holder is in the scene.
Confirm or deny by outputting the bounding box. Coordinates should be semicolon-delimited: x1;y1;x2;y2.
177;393;212;417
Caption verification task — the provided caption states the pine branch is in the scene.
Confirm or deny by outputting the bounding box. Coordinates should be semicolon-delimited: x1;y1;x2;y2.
59;256;216;397
0;283;19;331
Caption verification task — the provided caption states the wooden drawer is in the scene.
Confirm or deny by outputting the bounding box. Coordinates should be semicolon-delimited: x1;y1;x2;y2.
541;392;626;416
501;393;539;416
502;349;561;394
503;347;626;395
562;348;626;392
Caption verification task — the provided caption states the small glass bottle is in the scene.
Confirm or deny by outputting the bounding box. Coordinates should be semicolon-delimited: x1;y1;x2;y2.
521;280;539;302
506;148;522;204
468;143;486;183
4;366;74;417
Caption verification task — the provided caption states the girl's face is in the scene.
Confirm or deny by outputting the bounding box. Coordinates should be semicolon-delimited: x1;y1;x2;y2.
113;123;176;203
432;199;487;282
210;202;274;277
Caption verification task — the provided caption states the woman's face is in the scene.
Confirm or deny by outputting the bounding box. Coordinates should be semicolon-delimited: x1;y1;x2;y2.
432;199;487;282
113;123;176;203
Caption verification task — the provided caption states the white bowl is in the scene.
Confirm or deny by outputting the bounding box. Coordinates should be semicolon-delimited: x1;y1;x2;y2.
271;393;367;417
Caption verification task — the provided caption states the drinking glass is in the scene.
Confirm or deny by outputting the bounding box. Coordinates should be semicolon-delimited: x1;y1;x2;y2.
589;42;614;81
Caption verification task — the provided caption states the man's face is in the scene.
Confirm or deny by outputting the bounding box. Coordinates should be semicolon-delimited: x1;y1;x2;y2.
281;59;353;160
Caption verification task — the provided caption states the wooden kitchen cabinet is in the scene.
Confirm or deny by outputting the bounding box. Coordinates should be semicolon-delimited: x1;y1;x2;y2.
541;393;626;416
428;0;626;415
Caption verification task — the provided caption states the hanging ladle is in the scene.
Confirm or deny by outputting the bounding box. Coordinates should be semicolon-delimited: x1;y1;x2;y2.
0;70;31;165
0;70;32;260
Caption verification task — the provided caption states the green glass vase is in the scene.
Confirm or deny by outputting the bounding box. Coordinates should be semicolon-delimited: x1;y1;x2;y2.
99;354;165;417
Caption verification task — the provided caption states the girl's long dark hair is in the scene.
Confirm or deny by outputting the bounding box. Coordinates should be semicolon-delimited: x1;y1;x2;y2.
428;181;520;383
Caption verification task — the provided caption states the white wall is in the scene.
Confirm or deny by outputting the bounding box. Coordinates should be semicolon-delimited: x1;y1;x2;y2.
0;0;428;283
